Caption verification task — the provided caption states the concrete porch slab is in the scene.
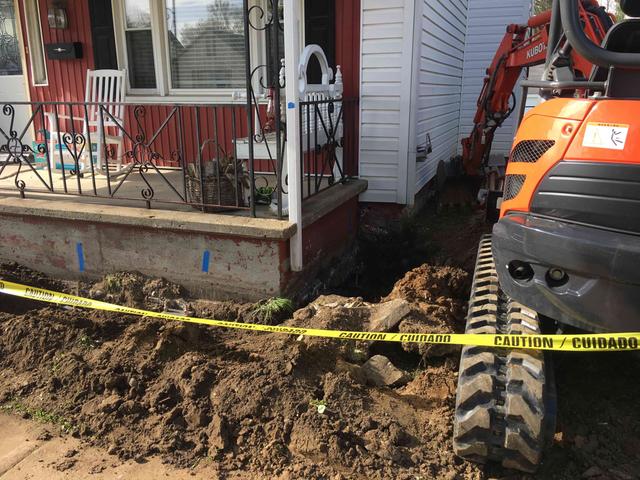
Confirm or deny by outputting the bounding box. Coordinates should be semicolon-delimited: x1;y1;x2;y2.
0;180;367;301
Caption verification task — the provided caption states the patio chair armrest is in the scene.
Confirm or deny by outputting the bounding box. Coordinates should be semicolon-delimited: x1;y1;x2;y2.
44;112;74;130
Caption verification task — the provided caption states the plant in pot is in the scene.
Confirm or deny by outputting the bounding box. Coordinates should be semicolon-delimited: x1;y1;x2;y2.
186;146;248;213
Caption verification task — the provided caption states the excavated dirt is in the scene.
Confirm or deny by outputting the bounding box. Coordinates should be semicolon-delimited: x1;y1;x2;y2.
0;211;639;479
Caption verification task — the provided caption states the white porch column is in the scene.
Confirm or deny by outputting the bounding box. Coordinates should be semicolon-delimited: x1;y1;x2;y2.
283;0;303;271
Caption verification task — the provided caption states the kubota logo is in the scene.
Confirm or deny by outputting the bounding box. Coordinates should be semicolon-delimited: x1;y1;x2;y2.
526;43;546;59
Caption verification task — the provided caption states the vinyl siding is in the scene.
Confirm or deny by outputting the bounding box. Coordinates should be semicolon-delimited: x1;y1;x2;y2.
359;0;413;203
413;0;468;193
458;0;532;157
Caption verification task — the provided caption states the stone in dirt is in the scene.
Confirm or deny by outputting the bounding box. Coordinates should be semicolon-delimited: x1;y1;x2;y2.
207;414;230;455
368;299;412;332
361;355;410;387
582;466;604;478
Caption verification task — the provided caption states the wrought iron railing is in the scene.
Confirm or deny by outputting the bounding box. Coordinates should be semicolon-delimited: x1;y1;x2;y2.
0;101;292;217
0;98;359;216
299;97;359;200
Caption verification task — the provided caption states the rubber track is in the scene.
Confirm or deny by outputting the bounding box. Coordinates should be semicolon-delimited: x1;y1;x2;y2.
453;235;549;473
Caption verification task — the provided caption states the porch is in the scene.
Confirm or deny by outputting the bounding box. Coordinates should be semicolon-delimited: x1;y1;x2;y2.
0;0;365;300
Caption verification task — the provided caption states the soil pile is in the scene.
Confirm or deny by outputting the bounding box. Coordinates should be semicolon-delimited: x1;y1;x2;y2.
384;264;470;358
1;252;640;479
0;265;479;479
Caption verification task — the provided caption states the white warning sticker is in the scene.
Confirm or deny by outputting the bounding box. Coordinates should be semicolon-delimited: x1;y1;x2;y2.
582;122;629;150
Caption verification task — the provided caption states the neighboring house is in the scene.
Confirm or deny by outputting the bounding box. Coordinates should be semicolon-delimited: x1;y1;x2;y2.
0;0;531;301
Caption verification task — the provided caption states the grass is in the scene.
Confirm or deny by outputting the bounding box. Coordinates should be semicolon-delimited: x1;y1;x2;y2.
251;297;294;324
103;274;122;293
51;352;66;375
2;399;76;434
77;334;97;350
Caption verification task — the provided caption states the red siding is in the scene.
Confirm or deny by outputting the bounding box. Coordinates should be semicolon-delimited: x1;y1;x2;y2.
17;0;360;171
336;0;361;98
20;0;94;103
336;0;361;175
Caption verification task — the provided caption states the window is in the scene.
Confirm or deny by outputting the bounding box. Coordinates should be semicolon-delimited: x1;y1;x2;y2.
23;0;47;85
123;0;156;89
0;0;22;75
166;0;245;89
117;0;254;96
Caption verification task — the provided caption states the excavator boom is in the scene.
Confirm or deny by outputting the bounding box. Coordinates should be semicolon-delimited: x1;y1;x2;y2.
461;0;612;176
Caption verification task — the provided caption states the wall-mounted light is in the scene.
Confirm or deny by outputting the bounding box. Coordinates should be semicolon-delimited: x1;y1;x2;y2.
48;2;68;29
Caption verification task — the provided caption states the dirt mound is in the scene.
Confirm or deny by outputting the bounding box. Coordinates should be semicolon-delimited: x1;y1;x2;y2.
0;301;480;479
89;271;185;311
0;263;74;315
383;264;470;358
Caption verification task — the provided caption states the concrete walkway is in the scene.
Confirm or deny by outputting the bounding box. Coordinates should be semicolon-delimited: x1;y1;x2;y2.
0;414;214;479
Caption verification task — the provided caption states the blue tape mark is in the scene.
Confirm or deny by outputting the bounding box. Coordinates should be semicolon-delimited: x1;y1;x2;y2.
202;250;211;273
287;102;295;109
76;242;85;273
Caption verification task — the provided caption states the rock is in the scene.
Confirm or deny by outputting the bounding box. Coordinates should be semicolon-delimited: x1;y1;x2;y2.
369;299;412;332
208;414;230;454
582;466;604;478
99;394;123;414
361;355;410;387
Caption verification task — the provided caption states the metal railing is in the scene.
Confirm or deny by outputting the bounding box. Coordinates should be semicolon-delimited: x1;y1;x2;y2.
298;97;359;200
0;98;359;216
0;101;284;216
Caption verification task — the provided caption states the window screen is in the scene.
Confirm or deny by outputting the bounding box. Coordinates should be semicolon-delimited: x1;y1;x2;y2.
166;0;246;89
124;0;156;89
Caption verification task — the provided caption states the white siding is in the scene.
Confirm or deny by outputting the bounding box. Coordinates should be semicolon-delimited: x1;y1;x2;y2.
413;0;468;193
458;0;532;156
359;0;414;203
525;64;544;112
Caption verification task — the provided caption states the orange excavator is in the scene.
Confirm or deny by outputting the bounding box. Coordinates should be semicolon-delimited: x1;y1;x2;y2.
453;0;640;473
459;0;613;218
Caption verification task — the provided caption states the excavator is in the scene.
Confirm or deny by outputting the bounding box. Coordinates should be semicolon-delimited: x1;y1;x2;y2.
458;0;613;220
452;0;640;472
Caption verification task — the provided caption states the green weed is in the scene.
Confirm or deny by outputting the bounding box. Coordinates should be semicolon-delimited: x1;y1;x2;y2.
251;297;294;324
2;400;76;434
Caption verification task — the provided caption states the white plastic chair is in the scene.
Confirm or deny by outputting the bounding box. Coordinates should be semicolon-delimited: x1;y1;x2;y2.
44;69;127;175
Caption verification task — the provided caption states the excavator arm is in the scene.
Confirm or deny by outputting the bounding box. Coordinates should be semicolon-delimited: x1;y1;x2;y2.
461;0;613;176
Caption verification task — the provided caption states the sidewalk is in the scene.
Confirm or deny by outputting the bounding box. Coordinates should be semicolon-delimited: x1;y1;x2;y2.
0;414;213;479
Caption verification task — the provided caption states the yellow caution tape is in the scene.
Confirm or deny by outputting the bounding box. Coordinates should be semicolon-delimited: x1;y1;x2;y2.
1;279;639;352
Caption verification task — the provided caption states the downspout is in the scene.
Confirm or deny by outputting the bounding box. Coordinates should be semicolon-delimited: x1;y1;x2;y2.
405;0;422;207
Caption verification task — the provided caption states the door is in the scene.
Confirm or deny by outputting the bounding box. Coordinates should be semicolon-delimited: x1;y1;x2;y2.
88;0;118;70
0;0;31;145
304;0;336;84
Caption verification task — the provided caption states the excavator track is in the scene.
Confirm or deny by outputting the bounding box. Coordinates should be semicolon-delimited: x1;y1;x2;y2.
453;235;556;473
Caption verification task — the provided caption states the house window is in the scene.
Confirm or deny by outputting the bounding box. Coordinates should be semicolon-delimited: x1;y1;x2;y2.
123;0;156;89
166;0;245;90
116;0;257;96
23;0;47;85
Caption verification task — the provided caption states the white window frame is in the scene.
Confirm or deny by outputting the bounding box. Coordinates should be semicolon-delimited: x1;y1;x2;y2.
112;0;291;102
23;0;48;87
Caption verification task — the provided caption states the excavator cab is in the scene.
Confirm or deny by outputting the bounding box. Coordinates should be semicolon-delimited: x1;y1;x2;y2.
453;0;640;473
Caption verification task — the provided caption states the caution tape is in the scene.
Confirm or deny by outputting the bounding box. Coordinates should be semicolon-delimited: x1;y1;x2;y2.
0;279;639;352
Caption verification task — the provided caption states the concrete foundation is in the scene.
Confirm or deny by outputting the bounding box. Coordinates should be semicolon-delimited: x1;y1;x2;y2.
0;180;366;301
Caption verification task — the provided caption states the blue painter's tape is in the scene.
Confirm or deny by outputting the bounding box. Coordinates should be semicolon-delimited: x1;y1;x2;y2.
287;102;295;109
202;250;211;273
76;242;85;273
